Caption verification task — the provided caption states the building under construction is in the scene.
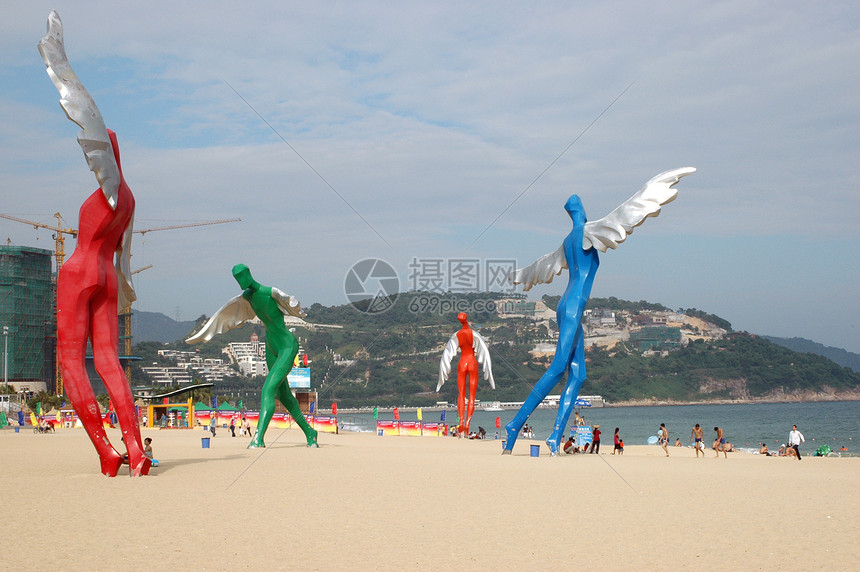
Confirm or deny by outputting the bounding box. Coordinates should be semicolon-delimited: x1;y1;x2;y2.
0;245;56;394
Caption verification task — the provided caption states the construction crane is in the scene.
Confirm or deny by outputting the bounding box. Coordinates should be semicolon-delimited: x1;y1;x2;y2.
0;212;77;272
1;214;241;394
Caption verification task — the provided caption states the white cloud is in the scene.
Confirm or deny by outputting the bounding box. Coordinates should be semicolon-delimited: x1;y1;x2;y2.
1;1;858;352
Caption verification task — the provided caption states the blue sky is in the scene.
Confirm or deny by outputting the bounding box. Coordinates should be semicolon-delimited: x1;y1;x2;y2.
1;2;858;352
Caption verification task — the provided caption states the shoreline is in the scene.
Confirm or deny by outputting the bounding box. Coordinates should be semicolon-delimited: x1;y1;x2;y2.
325;394;860;414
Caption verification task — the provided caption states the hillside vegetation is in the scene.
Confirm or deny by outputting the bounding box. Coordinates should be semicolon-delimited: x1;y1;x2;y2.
134;292;860;408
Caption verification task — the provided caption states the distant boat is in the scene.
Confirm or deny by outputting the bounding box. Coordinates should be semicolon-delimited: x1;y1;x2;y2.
482;401;503;411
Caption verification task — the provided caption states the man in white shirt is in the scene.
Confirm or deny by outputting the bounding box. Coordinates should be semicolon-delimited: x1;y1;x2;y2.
788;425;805;461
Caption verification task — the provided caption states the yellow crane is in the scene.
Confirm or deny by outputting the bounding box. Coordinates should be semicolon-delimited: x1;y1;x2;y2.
1;214;241;395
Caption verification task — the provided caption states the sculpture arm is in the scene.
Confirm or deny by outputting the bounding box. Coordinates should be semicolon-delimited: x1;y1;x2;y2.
472;331;495;389
38;11;121;208
436;333;460;391
582;167;696;252
185;294;255;344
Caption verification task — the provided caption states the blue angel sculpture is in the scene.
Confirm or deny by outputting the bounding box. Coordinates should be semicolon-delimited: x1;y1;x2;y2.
502;168;696;456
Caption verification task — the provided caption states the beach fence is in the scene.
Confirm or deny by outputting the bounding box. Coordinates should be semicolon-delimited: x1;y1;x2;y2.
376;420;449;437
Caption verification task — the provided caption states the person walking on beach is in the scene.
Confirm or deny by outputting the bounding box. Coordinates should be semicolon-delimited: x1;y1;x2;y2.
659;423;669;457
691;424;705;458
788;424;805;461
589;425;601;454
714;427;727;458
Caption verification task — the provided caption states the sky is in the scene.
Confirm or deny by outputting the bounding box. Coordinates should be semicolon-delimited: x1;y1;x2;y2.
1;2;858;352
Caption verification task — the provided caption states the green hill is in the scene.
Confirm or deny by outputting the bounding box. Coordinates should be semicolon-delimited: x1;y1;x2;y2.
134;293;860;408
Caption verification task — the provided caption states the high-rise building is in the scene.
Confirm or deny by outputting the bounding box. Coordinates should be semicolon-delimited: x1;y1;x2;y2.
0;246;56;393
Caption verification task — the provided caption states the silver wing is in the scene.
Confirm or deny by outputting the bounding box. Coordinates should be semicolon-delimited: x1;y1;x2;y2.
272;287;306;319
436;333;460;391
508;244;566;292
508;167;697;290
38;10;120;208
185;294;255;344
115;212;136;308
473;331;495;389
582;167;696;252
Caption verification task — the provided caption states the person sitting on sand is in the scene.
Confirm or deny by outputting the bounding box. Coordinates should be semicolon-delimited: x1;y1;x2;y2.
143;437;159;467
674;438;682;447
563;435;576;454
785;446;798;459
759;443;772;456
777;444;786;456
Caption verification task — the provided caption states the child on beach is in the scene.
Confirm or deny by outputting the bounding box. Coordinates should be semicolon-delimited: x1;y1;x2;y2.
143;437;159;467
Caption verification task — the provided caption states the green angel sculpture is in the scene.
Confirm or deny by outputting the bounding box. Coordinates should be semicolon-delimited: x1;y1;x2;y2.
187;264;318;448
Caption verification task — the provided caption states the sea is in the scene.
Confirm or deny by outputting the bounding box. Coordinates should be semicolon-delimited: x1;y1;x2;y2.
337;401;860;455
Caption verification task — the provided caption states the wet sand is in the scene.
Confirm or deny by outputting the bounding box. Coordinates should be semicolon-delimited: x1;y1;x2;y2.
1;427;856;570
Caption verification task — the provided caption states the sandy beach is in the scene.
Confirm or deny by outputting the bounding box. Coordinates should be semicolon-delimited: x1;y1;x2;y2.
1;427;856;571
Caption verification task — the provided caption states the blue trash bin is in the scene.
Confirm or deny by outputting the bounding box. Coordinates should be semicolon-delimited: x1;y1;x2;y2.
377;429;384;436
201;437;211;448
530;444;540;457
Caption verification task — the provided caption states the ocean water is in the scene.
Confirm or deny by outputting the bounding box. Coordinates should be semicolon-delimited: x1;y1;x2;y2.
338;401;860;455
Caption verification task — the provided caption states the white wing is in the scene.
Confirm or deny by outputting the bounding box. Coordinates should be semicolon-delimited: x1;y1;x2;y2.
508;244;567;292
436;333;460;392
582;167;696;252
272;287;306;319
185;294;255;344
473;331;495;389
38;11;120;208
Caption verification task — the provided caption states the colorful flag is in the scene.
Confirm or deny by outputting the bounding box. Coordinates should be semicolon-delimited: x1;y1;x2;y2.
302;354;309;366
211;396;217;408
162;397;169;404
238;400;244;409
417;408;422;421
332;403;338;415
372;407;378;420
309;401;315;414
393;407;399;420
496;416;501;428
440;410;446;422
37;402;42;415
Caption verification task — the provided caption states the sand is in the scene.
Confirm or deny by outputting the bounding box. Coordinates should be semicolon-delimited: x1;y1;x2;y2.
1;427;857;571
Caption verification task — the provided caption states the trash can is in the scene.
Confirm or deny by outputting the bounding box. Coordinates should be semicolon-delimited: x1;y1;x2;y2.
14;426;20;433
377;429;384;436
501;440;506;450
201;437;210;448
530;444;540;457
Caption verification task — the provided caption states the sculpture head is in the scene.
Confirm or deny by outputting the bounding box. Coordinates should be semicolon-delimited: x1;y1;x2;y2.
458;312;469;326
564;194;587;227
232;264;254;289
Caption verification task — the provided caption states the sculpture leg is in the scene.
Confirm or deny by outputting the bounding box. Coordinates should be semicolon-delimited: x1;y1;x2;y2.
57;289;123;476
464;365;479;434
276;380;318;447
456;365;467;435
546;329;586;455
92;294;149;476
503;360;568;454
